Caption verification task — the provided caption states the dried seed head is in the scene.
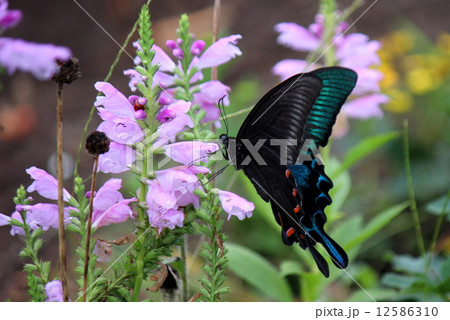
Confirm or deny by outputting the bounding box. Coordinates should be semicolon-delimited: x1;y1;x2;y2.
85;131;110;155
53;56;81;84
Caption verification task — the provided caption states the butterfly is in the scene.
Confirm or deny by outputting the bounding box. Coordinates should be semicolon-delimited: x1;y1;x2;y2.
220;67;358;277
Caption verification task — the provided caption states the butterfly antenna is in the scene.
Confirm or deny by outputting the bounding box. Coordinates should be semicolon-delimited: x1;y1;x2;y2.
218;96;229;135
203;163;230;186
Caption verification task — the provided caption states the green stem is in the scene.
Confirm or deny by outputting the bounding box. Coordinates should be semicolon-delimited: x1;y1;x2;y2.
403;120;425;255
181;235;188;301
132;141;150;302
426;191;450;270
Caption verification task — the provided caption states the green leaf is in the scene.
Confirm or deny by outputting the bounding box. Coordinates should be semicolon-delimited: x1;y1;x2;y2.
279;260;304;277
349;288;398;302
226;242;293;301
327;157;351;217
300;272;327;302
343;201;409;250
426;193;450;221
381;273;420;289
335;131;400;176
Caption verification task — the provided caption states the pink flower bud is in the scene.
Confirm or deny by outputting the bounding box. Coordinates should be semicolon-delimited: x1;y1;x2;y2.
166;40;178;50
134;109;147;120
173;48;184;60
191;40;206;56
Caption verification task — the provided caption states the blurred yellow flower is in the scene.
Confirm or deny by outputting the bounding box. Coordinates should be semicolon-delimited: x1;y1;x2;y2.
406;67;440;94
437;33;450;55
383;29;415;56
383;89;413;113
379;63;398;90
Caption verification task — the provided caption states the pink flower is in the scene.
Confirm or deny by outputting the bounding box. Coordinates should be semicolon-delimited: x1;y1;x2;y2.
154;101;194;148
0;38;71;80
218;190;254;220
146;180;178;213
26;167;71;201
342;94;388;119
146;180;184;233
94;82;136;120
91;178;136;229
149;208;184;233
163;141;219;165
97;109;143;145
98;141;135;174
44;280;64;302
337;33;381;68
156;165;209;208
93;240;112;263
196;35;242;69
0;0;22;30
275;22;321;52
92;199;135;229
123;69;146;92
272;59;317;81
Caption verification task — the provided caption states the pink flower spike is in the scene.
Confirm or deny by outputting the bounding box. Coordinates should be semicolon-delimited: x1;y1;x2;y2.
0;38;71;80
197;35;242;70
163;141;219;165
94;82;135;119
274;22;320;52
92;198;136;229
218;190;254;220
0;1;22;30
149;208;184;234
26;167;71;201
343;94;389;119
44;280;64;302
191;40;206;56
98;142;135;174
166;39;178;50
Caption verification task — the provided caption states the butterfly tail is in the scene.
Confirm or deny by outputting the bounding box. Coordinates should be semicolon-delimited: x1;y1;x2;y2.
289;159;349;271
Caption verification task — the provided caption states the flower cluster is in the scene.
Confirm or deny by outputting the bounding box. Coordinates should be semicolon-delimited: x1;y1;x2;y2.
0;167;136;234
125;35;241;125
272;13;389;136
0;0;71;80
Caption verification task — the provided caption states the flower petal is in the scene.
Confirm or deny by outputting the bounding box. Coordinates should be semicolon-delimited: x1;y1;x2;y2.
94;82;135;119
337;33;381;68
148;208;184;233
26;167;71;201
151;44;176;72
197;35;242;69
98;142;135;174
272;59;314;81
163;141;219;165
343;94;389;119
44;280;64;302
274;22;320;52
218;190;254;220
92;198;136;229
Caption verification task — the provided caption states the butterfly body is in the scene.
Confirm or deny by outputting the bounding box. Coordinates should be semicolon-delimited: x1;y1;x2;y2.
221;67;357;277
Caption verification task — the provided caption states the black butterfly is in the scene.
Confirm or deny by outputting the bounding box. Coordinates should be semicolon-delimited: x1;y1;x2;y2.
220;67;357;277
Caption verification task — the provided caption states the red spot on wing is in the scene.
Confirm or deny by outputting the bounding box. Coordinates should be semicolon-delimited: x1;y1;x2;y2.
285;169;291;179
294;205;301;213
286;227;295;238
